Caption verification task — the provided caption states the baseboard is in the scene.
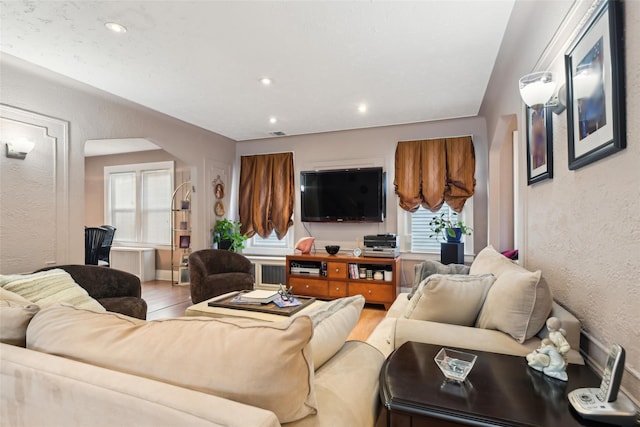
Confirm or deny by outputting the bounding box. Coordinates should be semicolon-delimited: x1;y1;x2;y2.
155;270;172;281
580;329;640;410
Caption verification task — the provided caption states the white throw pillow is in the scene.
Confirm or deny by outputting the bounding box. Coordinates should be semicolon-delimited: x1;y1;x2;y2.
0;287;40;347
301;295;365;369
0;269;105;312
404;274;495;326
27;304;317;424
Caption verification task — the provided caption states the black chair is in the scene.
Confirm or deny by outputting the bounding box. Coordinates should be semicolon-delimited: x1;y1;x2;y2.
98;225;116;266
85;226;107;265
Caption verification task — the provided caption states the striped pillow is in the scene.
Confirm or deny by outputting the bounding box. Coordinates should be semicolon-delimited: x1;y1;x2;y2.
0;269;105;312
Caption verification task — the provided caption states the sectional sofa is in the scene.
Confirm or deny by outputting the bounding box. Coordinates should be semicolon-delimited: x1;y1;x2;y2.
368;246;584;365
1;276;383;427
1;245;584;426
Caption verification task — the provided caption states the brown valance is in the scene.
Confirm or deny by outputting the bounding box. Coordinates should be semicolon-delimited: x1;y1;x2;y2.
239;152;294;239
394;136;475;213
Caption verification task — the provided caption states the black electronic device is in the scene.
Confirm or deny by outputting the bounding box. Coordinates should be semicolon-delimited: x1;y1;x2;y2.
567;344;637;426
300;167;386;223
364;233;398;248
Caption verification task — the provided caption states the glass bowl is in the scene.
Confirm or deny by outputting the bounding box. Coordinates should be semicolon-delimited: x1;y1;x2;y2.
434;348;477;382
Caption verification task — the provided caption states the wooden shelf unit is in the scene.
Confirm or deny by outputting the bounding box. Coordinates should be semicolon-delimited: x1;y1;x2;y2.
286;253;400;309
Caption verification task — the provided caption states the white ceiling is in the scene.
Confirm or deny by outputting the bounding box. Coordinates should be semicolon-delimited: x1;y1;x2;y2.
0;1;515;141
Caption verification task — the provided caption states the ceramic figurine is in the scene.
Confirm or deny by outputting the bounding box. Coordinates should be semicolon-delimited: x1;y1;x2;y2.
526;317;570;381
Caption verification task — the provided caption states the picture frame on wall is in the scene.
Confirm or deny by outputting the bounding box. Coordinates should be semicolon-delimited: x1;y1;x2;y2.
526;105;553;185
565;0;625;170
179;235;191;249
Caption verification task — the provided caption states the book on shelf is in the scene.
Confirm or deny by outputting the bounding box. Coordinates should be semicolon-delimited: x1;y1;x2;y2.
231;290;278;304
349;263;359;279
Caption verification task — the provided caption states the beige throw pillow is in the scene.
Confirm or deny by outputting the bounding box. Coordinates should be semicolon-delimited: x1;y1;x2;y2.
404;274;496;326
408;260;471;299
302;295;365;369
475;269;552;343
27;304;317;423
469;245;520;277
0;269;105;312
0;288;40;347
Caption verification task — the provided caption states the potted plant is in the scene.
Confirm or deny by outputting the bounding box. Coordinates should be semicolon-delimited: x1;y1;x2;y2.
212;219;247;252
428;211;472;243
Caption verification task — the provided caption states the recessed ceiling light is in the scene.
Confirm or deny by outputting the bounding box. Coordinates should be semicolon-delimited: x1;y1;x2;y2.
105;22;127;34
269;117;278;124
260;77;273;86
358;103;368;113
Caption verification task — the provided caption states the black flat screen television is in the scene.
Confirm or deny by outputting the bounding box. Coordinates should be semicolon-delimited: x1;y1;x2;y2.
300;167;386;222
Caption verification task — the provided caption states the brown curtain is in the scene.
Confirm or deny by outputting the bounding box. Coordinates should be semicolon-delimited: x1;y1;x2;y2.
239;152;294;239
394;137;475;213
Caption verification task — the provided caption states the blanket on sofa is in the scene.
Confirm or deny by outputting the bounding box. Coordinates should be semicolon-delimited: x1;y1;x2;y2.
409;259;470;299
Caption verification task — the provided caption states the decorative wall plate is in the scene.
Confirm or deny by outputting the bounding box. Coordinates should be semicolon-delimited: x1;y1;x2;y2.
215;183;225;199
214;201;225;217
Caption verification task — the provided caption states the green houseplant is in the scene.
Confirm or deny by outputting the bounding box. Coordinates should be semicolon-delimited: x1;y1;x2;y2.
212;219;248;252
428;211;472;243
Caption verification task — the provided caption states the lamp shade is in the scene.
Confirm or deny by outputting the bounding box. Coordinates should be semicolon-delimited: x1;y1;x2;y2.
519;71;556;108
5;139;35;159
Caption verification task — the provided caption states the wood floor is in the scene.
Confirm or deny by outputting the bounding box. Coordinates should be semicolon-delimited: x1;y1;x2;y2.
141;280;387;340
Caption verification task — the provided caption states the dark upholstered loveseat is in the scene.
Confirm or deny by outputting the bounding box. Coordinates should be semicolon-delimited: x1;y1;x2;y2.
35;265;147;320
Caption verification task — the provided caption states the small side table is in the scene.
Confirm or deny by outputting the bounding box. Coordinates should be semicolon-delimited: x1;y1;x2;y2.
380;341;604;427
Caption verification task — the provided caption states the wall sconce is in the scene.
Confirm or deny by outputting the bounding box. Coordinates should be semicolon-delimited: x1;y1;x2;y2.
518;71;566;114
4;139;35;160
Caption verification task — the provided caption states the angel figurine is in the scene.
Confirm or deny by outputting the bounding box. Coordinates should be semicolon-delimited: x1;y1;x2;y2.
526;317;570;381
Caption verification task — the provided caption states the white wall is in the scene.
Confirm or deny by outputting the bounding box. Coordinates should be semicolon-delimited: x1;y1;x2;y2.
236;117;489;256
481;0;640;404
0;54;236;272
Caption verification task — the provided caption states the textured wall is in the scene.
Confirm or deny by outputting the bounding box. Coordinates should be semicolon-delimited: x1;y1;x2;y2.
237;116;490;256
482;0;640;404
0;55;237;268
0;116;57;273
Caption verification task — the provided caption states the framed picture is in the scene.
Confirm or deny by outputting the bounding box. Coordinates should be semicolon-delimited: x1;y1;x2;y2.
526;106;553;185
179;235;191;249
565;0;625;170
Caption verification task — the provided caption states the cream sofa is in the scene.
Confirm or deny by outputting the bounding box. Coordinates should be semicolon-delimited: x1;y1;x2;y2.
0;279;384;427
368;246;585;366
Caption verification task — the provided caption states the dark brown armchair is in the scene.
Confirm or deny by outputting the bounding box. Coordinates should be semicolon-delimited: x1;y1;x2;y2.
189;249;254;304
35;264;147;320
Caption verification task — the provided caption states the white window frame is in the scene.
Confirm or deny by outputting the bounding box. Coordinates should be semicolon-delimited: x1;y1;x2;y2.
242;229;295;256
397;198;474;256
104;161;174;247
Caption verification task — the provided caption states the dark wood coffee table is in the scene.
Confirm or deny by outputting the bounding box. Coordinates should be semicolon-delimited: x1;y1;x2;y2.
380;341;608;427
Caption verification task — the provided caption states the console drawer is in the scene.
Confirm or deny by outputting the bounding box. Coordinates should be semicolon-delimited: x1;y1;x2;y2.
328;281;348;298
349;282;395;303
327;262;348;279
289;277;329;298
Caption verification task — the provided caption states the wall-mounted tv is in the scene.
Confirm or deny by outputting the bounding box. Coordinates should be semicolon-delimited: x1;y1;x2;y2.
300;167;386;222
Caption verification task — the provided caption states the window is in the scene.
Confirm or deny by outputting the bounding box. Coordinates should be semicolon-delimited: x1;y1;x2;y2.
399;200;474;254
105;161;174;246
243;230;294;256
